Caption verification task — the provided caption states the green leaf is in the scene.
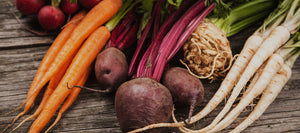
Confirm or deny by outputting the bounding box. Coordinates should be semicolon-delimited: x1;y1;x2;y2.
167;0;182;8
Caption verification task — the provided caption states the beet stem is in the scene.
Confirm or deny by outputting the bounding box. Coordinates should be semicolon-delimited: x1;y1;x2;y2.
117;21;139;50
128;0;161;76
137;0;194;78
167;3;216;61
152;0;206;81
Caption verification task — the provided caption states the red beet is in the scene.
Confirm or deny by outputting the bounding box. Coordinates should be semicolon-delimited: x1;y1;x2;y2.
16;0;45;15
162;67;204;124
61;0;80;15
94;47;128;93
115;78;173;133
38;6;65;30
79;0;102;9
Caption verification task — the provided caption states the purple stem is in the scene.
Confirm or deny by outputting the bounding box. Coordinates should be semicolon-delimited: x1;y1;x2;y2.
117;21;139;50
139;0;194;78
167;3;215;61
152;3;161;41
134;0;163;78
152;0;207;81
108;10;136;48
128;8;156;76
115;24;131;45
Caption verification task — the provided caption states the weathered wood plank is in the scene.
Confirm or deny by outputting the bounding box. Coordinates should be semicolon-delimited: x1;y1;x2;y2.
0;0;299;133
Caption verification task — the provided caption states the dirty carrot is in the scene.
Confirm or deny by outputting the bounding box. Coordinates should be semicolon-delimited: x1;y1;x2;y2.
28;26;110;133
25;0;122;123
45;67;91;133
2;11;86;132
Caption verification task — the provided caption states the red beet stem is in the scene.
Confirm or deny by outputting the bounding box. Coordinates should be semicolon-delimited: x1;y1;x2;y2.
152;0;208;81
136;0;194;78
167;3;215;61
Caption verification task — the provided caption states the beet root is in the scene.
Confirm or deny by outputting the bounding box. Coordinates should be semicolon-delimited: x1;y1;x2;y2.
162;67;204;124
94;47;128;93
115;78;173;133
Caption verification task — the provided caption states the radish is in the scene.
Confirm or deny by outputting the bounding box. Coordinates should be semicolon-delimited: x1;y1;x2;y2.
61;0;80;20
16;0;45;15
79;0;102;9
38;5;66;31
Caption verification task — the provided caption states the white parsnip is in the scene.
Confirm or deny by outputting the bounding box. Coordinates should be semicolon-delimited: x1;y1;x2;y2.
189;35;263;123
179;35;264;133
230;64;292;133
208;53;284;133
201;26;289;131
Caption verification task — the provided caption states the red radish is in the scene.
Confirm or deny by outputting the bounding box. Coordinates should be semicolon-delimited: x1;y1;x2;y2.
38;6;66;31
79;0;102;9
16;0;45;15
61;0;80;17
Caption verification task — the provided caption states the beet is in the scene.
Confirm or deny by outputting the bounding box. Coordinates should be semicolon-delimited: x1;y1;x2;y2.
38;6;65;31
16;0;45;15
94;47;128;93
79;0;102;9
162;67;204;123
115;78;173;133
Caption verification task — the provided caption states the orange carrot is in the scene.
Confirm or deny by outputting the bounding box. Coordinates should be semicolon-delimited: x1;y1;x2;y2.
45;67;92;133
28;0;123;107
28;26;111;133
9;59;73;132
3;11;86;132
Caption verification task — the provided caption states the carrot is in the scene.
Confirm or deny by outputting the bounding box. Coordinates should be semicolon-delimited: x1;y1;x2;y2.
45;66;92;133
24;0;122;124
2;11;86;132
230;64;291;133
9;59;73;133
28;26;111;133
208;53;284;133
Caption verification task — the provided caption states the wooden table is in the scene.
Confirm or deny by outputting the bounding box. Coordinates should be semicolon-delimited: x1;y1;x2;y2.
1;0;299;132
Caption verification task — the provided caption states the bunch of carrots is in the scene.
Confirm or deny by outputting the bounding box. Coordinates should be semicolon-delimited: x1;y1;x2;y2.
2;0;122;132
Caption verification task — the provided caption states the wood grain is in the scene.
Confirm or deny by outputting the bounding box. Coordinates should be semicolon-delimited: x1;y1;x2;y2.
0;0;299;132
